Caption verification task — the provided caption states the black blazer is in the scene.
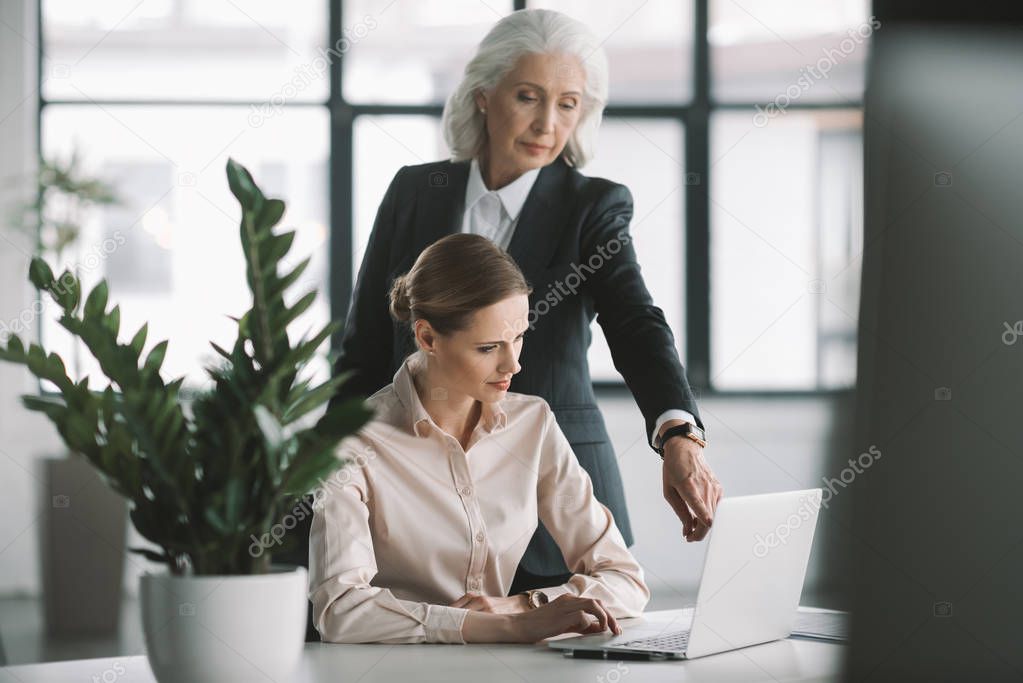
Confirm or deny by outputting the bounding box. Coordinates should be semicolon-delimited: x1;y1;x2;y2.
330;156;703;574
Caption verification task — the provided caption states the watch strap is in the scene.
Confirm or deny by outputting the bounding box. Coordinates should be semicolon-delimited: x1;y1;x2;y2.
655;422;707;456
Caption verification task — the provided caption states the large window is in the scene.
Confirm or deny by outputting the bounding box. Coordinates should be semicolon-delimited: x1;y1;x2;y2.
39;0;869;393
39;1;331;388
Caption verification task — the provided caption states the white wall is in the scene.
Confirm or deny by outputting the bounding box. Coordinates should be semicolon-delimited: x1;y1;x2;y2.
0;0;67;596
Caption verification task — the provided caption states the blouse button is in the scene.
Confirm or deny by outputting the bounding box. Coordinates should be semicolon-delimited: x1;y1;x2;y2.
460;486;473;497
475;531;485;543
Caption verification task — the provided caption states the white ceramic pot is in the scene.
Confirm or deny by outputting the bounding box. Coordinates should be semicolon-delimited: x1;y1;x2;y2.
140;565;307;683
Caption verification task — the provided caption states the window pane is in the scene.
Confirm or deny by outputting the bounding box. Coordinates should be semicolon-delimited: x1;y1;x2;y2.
40;105;330;389
583;119;685;381
710;0;871;103
710;109;862;389
42;0;328;102
531;0;693;104
352;115;446;279
342;0;508;104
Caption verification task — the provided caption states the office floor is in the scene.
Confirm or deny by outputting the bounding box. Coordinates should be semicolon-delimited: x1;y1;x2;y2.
0;588;844;667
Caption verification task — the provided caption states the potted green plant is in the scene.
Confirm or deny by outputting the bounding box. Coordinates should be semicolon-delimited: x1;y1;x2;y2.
0;159;373;683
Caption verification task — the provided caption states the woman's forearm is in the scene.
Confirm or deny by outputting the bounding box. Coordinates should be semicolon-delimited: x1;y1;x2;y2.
461;611;517;642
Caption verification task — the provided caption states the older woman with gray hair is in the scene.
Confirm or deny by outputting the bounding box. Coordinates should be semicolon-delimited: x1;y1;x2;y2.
327;7;722;620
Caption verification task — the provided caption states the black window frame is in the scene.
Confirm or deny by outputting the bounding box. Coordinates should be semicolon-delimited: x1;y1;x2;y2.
36;0;862;399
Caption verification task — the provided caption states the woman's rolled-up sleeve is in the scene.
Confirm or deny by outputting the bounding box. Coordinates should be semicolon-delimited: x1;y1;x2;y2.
534;403;651;617
308;442;469;644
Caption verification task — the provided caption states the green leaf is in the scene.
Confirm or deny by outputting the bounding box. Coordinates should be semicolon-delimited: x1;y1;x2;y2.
103;304;121;337
258;198;286;230
203;507;231;535
49;269;81;312
209;342;231;360
267;257;311;300
253;405;284;450
28;258;54;290
259;231;295;265
226;158;260;209
280;291;317;329
84;281;108;318
129;323;148;357
282;447;343;497
315;397;374;440
281;375;346;425
143;340;168;375
2;334;25;358
224;478;244;528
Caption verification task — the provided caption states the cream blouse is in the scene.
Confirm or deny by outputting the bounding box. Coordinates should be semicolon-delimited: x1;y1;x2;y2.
308;352;649;644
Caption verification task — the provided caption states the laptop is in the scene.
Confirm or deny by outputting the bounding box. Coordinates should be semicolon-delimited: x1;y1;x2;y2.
548;488;828;660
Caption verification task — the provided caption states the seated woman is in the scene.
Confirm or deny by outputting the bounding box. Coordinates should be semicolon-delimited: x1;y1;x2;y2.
309;233;649;644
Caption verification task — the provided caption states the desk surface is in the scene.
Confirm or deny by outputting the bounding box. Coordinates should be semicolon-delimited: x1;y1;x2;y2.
1;609;845;683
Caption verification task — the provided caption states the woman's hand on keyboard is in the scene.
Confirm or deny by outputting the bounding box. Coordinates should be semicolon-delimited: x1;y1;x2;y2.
509;595;622;642
462;594;621;643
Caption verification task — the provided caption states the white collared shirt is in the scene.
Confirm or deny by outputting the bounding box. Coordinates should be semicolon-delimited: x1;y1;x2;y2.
460;157;541;251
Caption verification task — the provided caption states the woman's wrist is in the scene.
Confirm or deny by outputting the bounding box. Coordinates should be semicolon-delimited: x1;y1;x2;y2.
462;610;517;643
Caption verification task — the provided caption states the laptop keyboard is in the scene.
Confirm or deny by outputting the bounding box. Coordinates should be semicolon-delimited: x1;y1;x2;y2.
617;610;848;653
621;630;690;652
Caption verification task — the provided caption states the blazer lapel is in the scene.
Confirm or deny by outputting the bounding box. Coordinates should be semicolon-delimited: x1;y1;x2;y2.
506;157;571;282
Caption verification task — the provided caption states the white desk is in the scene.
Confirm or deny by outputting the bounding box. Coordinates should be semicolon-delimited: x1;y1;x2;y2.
1;609;845;682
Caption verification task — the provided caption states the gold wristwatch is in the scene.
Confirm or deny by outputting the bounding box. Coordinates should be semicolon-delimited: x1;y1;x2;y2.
526;589;550;609
655;422;707;456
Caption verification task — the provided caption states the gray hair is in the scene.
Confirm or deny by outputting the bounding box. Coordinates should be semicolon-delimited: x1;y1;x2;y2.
441;9;609;169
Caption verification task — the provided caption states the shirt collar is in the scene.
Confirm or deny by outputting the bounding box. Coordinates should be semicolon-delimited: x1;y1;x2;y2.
392;352;508;438
465;157;541;223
